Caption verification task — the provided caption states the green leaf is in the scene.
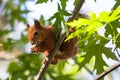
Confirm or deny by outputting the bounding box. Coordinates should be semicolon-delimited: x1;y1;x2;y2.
58;3;61;11
78;50;94;71
74;0;79;5
36;0;48;4
98;11;112;22
66;18;89;29
21;33;28;44
48;3;70;39
60;0;68;9
66;7;119;74
88;12;97;19
112;1;120;9
21;10;30;14
8;53;42;80
102;47;117;60
8;74;12;80
116;34;120;48
39;15;46;25
98;6;120;23
66;6;120;42
78;34;117;74
105;20;119;37
0;30;11;37
78;43;109;74
8;62;21;72
48;12;57;21
3;1;29;26
48;2;71;38
56;61;66;74
2;38;14;51
94;53;107;74
62;10;71;16
48;12;62;38
66;17;103;42
53;14;62;39
110;6;120;18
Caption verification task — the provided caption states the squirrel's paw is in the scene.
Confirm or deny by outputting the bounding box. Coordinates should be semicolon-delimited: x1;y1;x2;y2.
42;57;58;65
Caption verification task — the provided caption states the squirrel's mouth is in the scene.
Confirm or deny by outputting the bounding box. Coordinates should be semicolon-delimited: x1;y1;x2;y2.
31;40;42;45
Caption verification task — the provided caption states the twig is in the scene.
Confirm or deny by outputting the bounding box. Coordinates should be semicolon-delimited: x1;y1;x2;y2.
94;62;120;80
35;0;85;80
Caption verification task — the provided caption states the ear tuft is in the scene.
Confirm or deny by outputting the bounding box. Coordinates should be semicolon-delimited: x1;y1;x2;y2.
34;19;40;29
27;24;30;29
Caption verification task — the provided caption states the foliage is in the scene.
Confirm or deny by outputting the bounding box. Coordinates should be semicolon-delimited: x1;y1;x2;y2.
0;0;29;52
66;6;120;74
8;54;78;80
66;6;120;41
3;0;29;27
8;54;42;80
48;2;71;38
0;0;120;80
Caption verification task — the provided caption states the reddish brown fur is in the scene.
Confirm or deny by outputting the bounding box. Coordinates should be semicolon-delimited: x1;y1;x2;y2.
27;20;77;64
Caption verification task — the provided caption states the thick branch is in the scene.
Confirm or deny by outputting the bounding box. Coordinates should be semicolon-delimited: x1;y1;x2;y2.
35;0;85;80
94;62;120;80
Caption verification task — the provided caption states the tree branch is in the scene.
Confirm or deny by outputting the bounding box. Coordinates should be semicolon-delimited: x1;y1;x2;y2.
68;0;85;22
35;0;85;80
94;62;120;80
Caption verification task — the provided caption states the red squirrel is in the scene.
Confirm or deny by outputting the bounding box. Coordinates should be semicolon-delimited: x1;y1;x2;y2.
27;20;77;64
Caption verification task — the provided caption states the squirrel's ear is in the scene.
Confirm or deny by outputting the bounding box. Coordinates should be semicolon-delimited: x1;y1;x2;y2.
34;19;41;29
27;24;30;29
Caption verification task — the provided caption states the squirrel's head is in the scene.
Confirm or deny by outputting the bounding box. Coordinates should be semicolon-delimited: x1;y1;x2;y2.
27;20;46;45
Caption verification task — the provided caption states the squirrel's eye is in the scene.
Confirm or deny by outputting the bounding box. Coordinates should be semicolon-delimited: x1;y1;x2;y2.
34;32;38;35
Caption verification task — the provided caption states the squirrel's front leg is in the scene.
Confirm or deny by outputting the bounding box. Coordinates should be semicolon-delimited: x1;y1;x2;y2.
42;57;58;65
42;51;58;65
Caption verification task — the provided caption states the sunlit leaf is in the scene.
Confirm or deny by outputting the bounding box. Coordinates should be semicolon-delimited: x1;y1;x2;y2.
98;6;120;22
88;12;97;19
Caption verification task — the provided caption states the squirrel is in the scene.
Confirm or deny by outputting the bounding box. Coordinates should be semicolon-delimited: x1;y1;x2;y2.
27;20;77;64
